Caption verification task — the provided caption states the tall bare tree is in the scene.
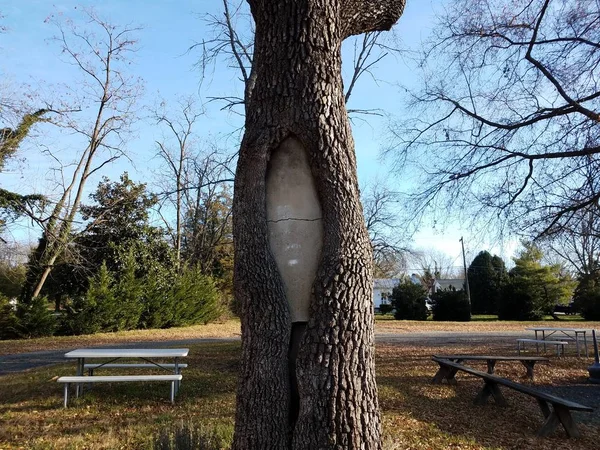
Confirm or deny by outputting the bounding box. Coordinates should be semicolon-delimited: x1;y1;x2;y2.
389;0;600;238
542;206;600;276
152;96;206;267
232;1;405;449
151;96;235;275
21;9;142;301
362;180;408;277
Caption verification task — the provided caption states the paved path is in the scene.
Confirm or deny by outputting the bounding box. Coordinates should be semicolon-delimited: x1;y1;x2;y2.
0;332;525;376
0;338;238;375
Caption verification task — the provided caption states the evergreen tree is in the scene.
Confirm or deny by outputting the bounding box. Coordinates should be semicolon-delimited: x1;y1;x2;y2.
14;295;56;338
139;263;176;329
64;262;116;335
468;251;508;314
0;294;19;339
169;265;221;327
389;279;428;320
498;242;575;320
43;173;174;302
111;248;143;331
573;266;600;320
430;287;471;321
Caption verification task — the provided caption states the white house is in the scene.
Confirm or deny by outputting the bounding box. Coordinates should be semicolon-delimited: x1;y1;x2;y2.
373;275;461;312
373;278;400;311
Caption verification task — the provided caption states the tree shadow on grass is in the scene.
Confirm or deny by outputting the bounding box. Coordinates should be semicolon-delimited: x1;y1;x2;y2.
377;365;600;450
0;342;241;411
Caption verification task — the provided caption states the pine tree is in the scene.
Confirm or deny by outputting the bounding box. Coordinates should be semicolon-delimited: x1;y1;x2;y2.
111;248;143;331
468;251;508;314
499;242;574;320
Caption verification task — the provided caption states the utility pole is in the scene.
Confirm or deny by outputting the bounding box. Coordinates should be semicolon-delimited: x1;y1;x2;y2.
460;237;471;305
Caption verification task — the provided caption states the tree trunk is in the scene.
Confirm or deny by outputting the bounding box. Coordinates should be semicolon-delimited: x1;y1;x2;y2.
232;1;405;449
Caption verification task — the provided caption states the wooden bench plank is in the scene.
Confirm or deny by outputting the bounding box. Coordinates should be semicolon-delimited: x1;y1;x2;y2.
432;355;548;382
433;355;549;362
431;357;592;438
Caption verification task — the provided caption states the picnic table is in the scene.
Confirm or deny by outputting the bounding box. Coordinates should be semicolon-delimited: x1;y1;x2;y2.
432;354;548;383
59;348;189;406
431;357;593;438
525;327;590;357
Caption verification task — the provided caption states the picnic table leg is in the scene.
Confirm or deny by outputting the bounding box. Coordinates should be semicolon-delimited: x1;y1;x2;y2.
537;399;560;437
432;364;457;384
174;357;180;394
521;361;536;380
63;383;69;408
575;333;581;357
554;404;581;438
534;330;540;354
431;365;449;384
75;358;84;398
583;332;589;357
542;330;546;353
474;380;507;406
538;411;560;437
170;381;175;404
486;360;496;374
536;399;551;418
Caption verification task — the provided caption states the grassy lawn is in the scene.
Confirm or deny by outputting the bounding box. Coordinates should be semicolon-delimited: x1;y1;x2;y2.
1;336;599;449
0;319;242;356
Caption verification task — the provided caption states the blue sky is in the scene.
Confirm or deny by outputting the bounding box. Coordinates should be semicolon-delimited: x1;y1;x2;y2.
0;1;518;267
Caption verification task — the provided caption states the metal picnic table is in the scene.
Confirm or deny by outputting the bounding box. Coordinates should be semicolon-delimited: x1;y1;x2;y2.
525;327;590;357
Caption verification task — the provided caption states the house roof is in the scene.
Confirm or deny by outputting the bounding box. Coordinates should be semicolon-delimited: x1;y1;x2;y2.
373;278;400;289
435;279;464;291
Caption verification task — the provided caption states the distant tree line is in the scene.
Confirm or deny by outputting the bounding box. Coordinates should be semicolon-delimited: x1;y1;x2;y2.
387;240;600;322
0;173;228;339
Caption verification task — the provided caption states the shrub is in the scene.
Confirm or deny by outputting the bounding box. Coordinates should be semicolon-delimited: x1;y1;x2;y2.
430;288;471;321
378;303;394;315
153;421;233;450
0;295;19;339
110;248;143;331
169;266;221;327
14;295;56;338
139;265;176;329
62;262;116;335
497;282;543;320
390;280;428;320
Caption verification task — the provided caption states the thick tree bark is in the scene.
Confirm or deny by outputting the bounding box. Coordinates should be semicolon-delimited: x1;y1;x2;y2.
233;1;405;449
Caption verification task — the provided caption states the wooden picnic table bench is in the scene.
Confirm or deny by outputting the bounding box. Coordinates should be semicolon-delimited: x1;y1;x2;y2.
432;355;549;383
431;357;593;438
